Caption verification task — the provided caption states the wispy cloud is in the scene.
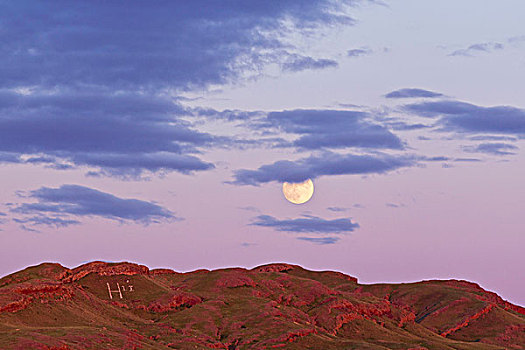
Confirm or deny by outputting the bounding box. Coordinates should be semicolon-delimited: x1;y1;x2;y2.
326;206;350;212
449;42;504;57
297;237;340;245
13;216;81;229
463;143;518;156
282;55;338;72
347;48;372;57
251;214;359;234
11;184;177;229
404;100;525;136
385;202;406;208
385;88;443;99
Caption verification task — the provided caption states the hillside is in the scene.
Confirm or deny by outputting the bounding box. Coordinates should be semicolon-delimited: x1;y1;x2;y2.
0;262;523;349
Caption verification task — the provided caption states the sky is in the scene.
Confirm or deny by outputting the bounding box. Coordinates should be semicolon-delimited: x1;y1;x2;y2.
0;0;524;306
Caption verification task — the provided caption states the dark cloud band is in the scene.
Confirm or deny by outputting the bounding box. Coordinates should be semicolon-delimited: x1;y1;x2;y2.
231;152;416;185
11;184;177;229
251;214;359;234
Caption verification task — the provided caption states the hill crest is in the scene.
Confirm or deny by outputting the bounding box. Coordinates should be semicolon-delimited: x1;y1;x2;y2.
0;261;523;349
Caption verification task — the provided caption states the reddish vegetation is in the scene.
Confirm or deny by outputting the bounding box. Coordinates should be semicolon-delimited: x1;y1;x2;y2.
440;304;496;337
215;274;256;289
0;261;524;349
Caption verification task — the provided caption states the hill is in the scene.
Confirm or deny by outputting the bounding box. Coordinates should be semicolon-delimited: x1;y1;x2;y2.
0;261;523;349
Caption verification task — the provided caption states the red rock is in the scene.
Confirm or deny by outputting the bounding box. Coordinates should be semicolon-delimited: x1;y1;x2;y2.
440;304;496;337
60;261;150;282
150;268;179;275
148;292;202;312
253;263;296;273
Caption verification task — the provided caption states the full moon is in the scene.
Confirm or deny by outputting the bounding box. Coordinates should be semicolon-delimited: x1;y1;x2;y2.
282;179;314;204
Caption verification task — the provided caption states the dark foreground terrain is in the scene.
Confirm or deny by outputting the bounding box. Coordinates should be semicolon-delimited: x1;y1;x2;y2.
0;262;523;349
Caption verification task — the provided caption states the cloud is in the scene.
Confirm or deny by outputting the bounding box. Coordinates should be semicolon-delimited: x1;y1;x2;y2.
453;158;481;162
262;109;404;150
251;214;359;234
347;48;372;57
463;143;518;156
238;206;261;213
282;55;338;72
404;100;525;135
231;151;416;185
385;202;405;208
508;35;525;44
0;91;215;177
297;237;340;244
195;107;405;151
386;122;430;131
385;88;444;99
469;135;518;142
326;206;350;212
13;216;81;228
0;152;23;163
449;42;504;56
0;2;366;177
0;1;357;92
11;184;177;228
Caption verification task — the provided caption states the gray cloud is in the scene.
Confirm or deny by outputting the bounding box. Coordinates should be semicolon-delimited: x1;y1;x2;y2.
385;202;405;208
453;158;482;162
13;216;81;228
449;42;504;56
469;135;518;142
282;55;338;72
1;1;356;92
263;109;404;150
251;214;359;234
12;184;177;228
297;237;340;244
231;151;417;185
347;48;372;57
195;107;405;152
385;88;444;99
508;35;525;44
386;121;431;131
0;91;215;177
326;206;350;212
404;100;525;136
463;143;518;156
0;1;365;177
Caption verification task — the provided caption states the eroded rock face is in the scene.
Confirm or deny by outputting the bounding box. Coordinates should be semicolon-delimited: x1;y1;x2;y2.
147;292;203;313
252;263;296;273
60;262;150;283
0;261;523;349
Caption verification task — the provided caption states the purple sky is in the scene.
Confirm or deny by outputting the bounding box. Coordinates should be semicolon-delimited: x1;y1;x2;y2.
0;1;524;306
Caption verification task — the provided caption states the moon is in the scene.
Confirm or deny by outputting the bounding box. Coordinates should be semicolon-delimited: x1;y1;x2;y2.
282;179;314;204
